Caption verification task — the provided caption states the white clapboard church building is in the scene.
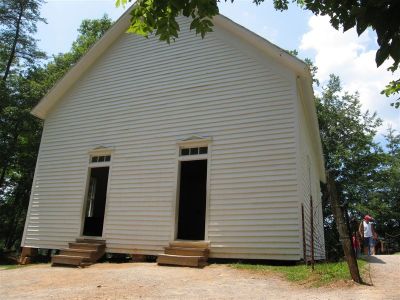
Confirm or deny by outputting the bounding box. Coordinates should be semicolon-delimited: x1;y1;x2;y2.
21;7;326;267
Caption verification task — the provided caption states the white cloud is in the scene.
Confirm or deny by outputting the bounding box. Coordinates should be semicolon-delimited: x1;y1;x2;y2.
300;15;400;138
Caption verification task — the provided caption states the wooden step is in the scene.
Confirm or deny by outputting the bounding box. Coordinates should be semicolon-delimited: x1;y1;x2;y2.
52;255;88;266
79;262;93;267
59;248;97;260
157;254;206;267
52;238;106;267
169;240;210;249
68;242;105;251
76;238;106;244
165;247;209;258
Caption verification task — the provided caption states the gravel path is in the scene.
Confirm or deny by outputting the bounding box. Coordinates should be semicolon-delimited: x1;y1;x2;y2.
362;255;400;298
0;255;399;299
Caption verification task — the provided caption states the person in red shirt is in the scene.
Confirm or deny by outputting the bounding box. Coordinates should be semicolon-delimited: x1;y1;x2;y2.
352;233;361;257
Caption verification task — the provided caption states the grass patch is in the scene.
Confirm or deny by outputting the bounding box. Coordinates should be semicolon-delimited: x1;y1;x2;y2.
0;264;29;270
231;260;368;287
0;263;50;270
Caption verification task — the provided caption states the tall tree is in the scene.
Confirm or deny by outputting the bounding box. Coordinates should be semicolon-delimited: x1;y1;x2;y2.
315;74;384;258
117;0;400;107
0;0;46;83
0;0;45;192
0;0;45;248
0;73;42;249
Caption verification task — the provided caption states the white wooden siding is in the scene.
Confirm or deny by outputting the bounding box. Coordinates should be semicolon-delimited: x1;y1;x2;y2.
23;17;302;259
297;90;326;260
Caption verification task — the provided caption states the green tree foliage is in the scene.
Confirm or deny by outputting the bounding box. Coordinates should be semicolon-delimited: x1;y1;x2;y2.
317;75;383;201
315;74;400;258
118;0;400;107
0;0;46;83
0;0;46;250
0;15;113;250
1;0;45;195
0;74;42;250
116;0;298;42
354;127;400;238
382;79;400;109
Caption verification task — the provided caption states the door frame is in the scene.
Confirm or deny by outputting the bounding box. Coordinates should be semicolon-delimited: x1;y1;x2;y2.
172;138;212;241
79;147;113;239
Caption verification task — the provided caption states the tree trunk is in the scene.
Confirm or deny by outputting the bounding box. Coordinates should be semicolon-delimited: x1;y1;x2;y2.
2;3;25;82
326;171;362;283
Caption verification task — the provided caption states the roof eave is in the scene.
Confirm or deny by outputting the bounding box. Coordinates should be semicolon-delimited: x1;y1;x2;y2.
297;75;326;183
213;15;310;78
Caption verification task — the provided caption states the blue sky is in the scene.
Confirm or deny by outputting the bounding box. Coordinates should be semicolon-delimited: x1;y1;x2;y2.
36;1;399;142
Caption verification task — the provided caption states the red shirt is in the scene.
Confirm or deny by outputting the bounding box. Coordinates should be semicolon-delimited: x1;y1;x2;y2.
352;235;360;248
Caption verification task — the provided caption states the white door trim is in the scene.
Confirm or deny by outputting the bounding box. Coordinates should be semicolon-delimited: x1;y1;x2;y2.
171;139;212;241
80;149;114;239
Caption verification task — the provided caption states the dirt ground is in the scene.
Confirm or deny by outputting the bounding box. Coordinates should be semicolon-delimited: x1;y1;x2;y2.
0;255;399;299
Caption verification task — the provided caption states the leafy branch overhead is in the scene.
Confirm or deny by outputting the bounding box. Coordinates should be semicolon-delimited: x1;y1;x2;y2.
117;0;219;42
117;0;400;107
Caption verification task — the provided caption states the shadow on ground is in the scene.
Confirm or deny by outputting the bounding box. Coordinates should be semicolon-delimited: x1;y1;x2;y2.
364;256;386;264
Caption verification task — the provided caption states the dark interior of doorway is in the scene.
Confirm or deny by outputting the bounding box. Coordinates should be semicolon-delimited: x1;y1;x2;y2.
177;160;207;240
83;167;109;237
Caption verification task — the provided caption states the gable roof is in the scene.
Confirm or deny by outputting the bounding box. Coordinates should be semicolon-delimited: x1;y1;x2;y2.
31;7;325;181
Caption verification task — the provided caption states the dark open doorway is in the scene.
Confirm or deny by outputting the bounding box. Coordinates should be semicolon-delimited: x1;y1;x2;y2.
83;167;109;237
177;160;207;240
